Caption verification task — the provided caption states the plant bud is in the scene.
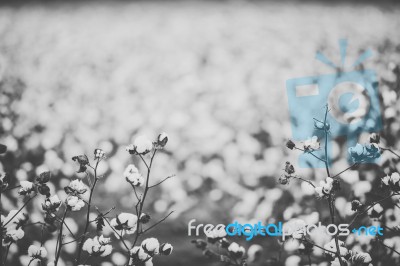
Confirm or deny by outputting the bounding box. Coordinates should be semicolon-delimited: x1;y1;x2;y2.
37;171;51;183
157;132;168;148
159;243;173;255
286;140;295;150
139;213;151;224
0;144;7;154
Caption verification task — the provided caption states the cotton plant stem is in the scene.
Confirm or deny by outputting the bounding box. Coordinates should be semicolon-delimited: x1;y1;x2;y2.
378;240;400;256
0;189;2;266
76;158;100;264
52;214;76;238
380;147;400;159
141;211;174;234
328;196;344;266
27;258;34;266
3;193;37;227
2;243;11;266
348;192;398;228
322;105;344;266
132;150;157;247
102;217;130;251
149;174;175;188
331;162;360;179
55;209;68;266
1;192;35;265
294;147;326;163
3;185;21;192
293;175;316;188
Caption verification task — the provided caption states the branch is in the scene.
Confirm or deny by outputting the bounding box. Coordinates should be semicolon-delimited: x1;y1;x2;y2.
293;175;316;188
380;147;400;160
132;150;157;247
141;211;174;235
54;208;68;266
294;147;326;163
149;175;175;189
348;192;398;228
3;193;37;227
3;185;21;192
322;105;343;266
76;158;100;264
102;216;130;251
331;162;361;179
378;240;400;256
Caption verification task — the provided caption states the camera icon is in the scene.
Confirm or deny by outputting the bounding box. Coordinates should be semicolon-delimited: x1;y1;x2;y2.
286;40;382;168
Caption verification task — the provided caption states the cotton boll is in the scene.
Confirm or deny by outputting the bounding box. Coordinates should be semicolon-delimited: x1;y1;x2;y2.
141;238;160;255
112;253;126;265
335;197;348;218
284;240;300;252
353;181;371;200
247;244;262;262
285;255;301;266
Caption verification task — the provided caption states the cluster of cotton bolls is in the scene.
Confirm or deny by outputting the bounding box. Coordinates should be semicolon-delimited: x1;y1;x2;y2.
278;59;400;266
129;238;173;266
1;210;27;246
110;213;138;236
0;133;174;266
82;235;113;257
0;3;399;265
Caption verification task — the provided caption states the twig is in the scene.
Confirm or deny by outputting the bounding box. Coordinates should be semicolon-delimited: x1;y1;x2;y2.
102;216;130;251
132;150;157;247
293;175;316;188
2;243;12;266
3;193;37;227
130;184;140;201
76;158;100;264
294;147;326;163
3;185;21;192
322;105;343;266
52;213;76;238
380;147;400;160
348;193;397;228
378;240;400;256
149;175;175;188
54;208;68;266
141;211;174;234
331;162;360;179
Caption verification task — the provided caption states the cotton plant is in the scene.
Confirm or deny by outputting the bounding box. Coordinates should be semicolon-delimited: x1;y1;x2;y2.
129;238;173;266
27;245;48;265
278;105;400;266
0;132;174;266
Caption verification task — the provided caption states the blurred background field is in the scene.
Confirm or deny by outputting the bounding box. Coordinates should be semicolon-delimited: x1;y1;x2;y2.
0;1;400;265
